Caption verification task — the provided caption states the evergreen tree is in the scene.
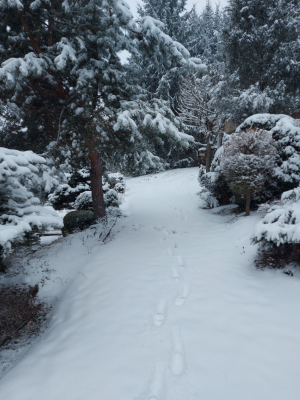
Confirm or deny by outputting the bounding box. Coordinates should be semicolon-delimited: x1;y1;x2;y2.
184;1;224;62
134;0;193;96
223;0;300;96
137;0;189;45
0;0;199;219
0;147;61;250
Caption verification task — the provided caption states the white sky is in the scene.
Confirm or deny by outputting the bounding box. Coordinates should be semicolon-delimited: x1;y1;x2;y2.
126;0;229;16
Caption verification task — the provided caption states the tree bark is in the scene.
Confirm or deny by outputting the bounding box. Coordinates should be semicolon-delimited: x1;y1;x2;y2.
89;145;106;220
245;190;251;216
218;131;223;148
206;136;213;172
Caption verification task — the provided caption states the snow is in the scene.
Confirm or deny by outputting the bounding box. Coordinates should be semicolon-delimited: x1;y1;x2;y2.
0;168;299;399
0;147;62;248
54;38;77;70
40;235;61;245
0;53;47;88
253;186;300;245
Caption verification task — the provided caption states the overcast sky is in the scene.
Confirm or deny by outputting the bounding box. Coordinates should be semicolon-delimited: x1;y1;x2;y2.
126;0;229;16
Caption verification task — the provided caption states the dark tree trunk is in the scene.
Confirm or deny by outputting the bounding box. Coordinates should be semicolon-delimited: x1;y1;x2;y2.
218;131;223;148
206;137;213;172
89;145;106;220
245;190;251;216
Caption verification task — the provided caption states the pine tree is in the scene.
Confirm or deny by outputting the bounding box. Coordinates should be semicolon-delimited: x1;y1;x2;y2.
137;0;188;45
0;0;199;219
0;147;61;250
223;0;300;95
183;1;224;62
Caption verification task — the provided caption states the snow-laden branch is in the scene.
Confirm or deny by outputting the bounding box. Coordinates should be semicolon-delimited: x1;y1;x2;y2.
0;148;62;249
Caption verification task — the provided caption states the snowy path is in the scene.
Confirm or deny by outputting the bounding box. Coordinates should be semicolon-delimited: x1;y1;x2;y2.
1;168;300;400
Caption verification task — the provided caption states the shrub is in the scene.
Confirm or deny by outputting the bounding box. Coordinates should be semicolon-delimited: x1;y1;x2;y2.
0;147;62;251
198;147;234;208
253;186;300;272
49;169;124;212
220;129;276;215
255;242;300;273
63;210;95;235
199;114;300;208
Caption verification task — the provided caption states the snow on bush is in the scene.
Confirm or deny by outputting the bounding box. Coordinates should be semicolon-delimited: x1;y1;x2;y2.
74;189;120;212
49;169;124;212
48;168;90;210
253;186;300;246
198;143;232;208
237;114;300;185
0;147;62;249
220;129;276;215
199;114;300;208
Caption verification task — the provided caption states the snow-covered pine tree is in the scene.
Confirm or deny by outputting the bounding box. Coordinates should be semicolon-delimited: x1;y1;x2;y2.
219;0;300;120
134;0;193;97
0;147;61;250
137;0;189;48
0;0;201;219
220;129;276;215
186;0;224;62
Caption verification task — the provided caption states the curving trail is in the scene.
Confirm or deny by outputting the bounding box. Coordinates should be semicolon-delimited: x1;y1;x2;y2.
0;168;300;400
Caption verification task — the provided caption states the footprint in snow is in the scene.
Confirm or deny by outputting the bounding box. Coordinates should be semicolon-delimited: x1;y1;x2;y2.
174;282;190;306
154;298;166;327
153;227;161;232
172;266;180;282
168;248;174;256
170;326;184;375
148;359;165;400
177;255;185;269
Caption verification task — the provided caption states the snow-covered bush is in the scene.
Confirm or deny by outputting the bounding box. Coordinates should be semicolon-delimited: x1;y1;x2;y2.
49;169;124;212
74;189;120;212
253;186;300;271
48;169;90;210
198;145;232;208
237;115;300;187
0;148;62;250
253;186;300;246
220;130;276;215
199;114;300;209
108;173;125;193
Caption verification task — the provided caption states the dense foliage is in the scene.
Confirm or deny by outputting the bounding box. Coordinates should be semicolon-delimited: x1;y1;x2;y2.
0;147;62;250
220;129;276;215
199;114;300;209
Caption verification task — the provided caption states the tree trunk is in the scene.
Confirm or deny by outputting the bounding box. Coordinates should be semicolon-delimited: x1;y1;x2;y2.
245;190;251;216
206;137;213;172
89;145;106;220
218;131;223;148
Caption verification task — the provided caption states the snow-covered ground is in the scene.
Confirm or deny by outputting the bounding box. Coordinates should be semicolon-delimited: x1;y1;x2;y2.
0;167;299;400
